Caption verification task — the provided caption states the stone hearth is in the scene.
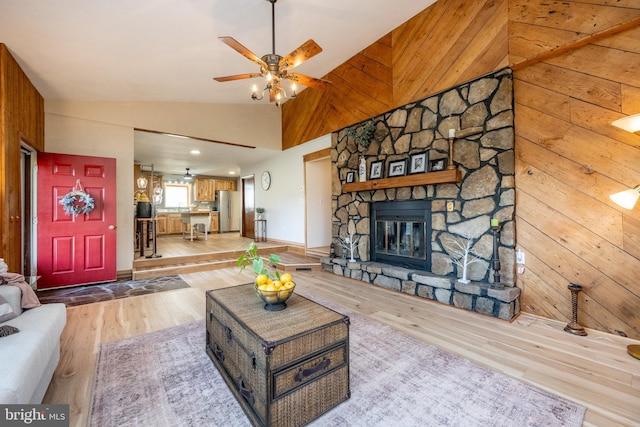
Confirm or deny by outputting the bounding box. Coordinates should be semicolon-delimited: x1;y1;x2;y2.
330;68;520;320
321;257;520;320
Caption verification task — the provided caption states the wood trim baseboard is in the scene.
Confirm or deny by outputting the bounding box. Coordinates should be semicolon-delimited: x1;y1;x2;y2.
117;270;133;281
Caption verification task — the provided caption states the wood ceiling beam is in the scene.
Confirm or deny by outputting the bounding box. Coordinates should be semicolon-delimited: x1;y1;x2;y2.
511;17;640;71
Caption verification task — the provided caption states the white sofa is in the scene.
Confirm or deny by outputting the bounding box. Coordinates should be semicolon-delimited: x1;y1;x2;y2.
0;284;66;403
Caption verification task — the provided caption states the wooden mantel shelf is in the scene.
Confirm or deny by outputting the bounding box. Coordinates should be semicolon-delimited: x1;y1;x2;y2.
343;168;461;192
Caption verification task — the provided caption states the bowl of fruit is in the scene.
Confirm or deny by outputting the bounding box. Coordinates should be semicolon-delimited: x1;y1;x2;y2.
237;242;295;311
254;273;295;311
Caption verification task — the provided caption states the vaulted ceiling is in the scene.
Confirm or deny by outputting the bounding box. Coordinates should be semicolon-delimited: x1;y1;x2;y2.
0;0;436;176
0;0;436;104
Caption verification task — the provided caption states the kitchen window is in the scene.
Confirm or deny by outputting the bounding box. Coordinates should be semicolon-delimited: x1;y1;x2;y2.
164;183;190;208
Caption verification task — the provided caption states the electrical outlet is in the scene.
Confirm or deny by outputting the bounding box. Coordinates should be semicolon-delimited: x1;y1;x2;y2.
516;250;525;264
446;201;454;212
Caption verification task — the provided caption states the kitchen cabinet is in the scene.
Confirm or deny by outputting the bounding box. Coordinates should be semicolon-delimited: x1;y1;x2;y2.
154;213;184;235
168;214;184;234
195;178;216;201
210;212;219;233
155;216;168;235
215;179;236;191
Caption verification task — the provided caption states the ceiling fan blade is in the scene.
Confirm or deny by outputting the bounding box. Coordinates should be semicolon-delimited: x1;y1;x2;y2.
213;73;263;82
288;73;331;90
279;39;323;70
219;36;267;68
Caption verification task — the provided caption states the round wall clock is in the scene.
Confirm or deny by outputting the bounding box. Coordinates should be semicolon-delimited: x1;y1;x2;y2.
261;171;271;190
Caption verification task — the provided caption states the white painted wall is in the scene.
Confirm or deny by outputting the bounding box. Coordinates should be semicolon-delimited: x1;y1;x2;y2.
306;157;332;248
247;134;331;245
45;101;282;149
44;100;281;273
44;113;135;273
43;99;329;269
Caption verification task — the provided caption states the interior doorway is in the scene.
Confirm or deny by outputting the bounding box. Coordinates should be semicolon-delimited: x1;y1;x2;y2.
20;144;36;279
304;149;331;254
241;175;256;239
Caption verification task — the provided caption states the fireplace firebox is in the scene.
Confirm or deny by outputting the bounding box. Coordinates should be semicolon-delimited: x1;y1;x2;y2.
370;200;431;270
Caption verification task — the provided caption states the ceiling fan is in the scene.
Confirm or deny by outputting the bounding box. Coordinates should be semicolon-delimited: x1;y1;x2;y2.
213;0;331;105
183;168;193;180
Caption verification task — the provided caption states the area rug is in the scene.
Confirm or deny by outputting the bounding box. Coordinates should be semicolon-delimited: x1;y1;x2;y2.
37;275;190;306
89;296;585;427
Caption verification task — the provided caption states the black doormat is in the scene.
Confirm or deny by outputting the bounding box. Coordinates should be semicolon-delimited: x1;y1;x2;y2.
37;275;190;307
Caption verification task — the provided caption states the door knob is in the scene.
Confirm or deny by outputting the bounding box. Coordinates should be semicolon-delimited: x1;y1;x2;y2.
108;225;117;230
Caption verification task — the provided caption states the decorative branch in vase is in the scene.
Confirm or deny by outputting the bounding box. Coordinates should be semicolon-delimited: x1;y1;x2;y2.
346;119;375;152
346;120;375;182
336;233;360;262
446;234;484;284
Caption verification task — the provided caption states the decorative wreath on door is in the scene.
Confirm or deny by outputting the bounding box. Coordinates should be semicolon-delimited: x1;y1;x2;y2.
59;180;95;216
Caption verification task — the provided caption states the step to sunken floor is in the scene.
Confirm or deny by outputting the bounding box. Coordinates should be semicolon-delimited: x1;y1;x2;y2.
132;248;322;280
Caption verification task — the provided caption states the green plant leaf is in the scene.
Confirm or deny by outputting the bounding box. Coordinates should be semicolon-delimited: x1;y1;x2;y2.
253;258;265;275
269;254;281;263
236;242;282;279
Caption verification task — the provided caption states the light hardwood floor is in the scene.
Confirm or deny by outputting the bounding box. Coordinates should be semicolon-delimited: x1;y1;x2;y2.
135;232;290;260
43;237;640;427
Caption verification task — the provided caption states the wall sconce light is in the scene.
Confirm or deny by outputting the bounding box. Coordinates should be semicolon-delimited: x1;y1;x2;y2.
611;113;640;360
612;113;640;135
610;185;640;210
610;113;640;209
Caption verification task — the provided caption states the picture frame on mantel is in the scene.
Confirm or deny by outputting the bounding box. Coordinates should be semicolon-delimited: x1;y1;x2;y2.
409;152;428;174
429;157;448;172
388;159;407;177
370;160;383;179
346;171;355;183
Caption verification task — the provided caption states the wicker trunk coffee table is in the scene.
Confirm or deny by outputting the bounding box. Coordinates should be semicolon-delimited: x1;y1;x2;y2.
206;284;350;427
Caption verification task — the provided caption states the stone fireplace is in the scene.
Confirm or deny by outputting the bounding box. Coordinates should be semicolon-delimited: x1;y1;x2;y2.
323;68;521;320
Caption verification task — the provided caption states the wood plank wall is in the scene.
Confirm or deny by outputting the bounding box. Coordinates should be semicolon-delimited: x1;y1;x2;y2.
282;0;640;339
510;2;640;339
281;0;509;150
0;44;44;271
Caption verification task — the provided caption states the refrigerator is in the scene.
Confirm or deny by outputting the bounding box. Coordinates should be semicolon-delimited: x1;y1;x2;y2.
217;190;240;233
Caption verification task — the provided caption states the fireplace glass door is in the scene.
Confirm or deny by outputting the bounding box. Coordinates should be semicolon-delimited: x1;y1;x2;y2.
370;200;431;270
375;221;426;259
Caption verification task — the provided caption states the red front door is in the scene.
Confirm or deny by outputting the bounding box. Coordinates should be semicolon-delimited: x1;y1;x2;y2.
37;153;117;289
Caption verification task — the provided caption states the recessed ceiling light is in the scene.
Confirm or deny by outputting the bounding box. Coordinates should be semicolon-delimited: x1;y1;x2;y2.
190;149;200;155
229;171;236;175
163;133;189;139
